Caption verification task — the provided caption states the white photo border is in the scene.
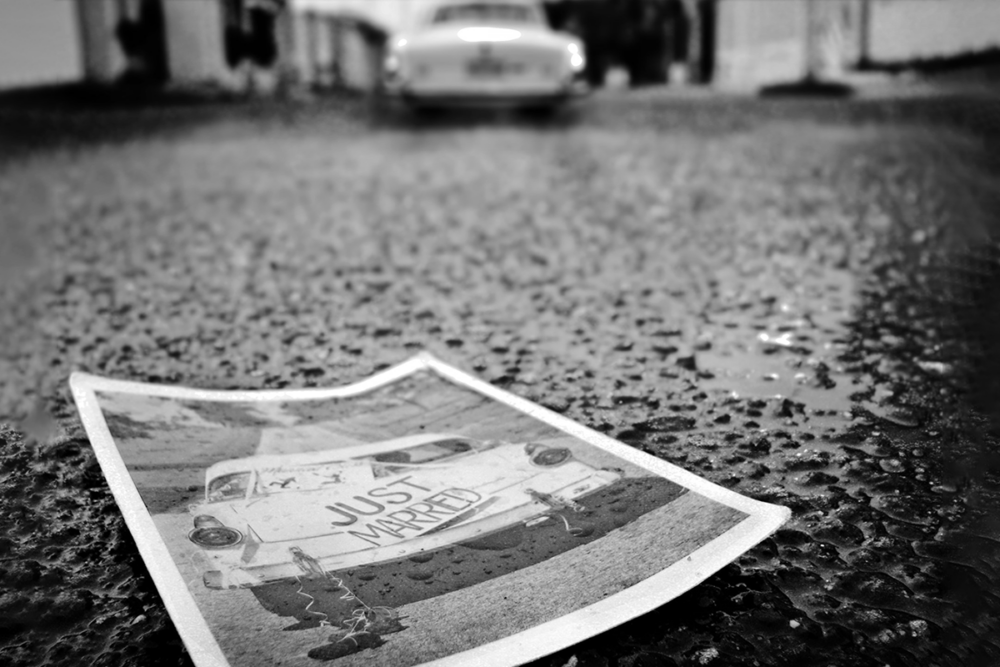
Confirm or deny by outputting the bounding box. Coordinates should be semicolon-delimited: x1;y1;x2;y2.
70;352;790;667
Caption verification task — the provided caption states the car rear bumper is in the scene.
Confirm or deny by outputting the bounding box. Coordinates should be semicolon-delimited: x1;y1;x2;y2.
385;78;590;108
201;498;553;589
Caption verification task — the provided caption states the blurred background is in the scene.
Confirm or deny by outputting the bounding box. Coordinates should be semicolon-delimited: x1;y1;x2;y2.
2;0;1000;95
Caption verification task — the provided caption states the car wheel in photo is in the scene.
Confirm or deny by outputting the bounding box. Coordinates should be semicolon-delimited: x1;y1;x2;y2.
189;525;244;549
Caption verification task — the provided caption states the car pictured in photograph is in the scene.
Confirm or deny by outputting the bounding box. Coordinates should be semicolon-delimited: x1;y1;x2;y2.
187;433;621;589
382;0;589;110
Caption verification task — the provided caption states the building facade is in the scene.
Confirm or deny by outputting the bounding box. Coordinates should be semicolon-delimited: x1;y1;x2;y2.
712;0;1000;89
68;0;387;92
0;0;81;89
3;0;999;93
713;0;863;88
75;0;285;89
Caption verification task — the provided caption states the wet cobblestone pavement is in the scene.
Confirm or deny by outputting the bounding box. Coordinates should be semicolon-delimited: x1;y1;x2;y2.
2;90;1000;667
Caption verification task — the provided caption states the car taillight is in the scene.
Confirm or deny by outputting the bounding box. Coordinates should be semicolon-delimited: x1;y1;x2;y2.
567;43;585;72
189;521;244;549
531;447;572;467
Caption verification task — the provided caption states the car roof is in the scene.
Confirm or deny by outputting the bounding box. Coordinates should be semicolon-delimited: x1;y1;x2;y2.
432;0;541;8
422;0;544;23
204;433;474;481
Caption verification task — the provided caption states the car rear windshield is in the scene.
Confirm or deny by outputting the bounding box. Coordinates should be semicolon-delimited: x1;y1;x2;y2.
431;3;539;24
372;439;474;464
254;463;353;495
207;472;250;502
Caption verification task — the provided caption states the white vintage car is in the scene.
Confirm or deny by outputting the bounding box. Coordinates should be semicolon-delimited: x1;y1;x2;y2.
382;0;588;109
188;433;620;589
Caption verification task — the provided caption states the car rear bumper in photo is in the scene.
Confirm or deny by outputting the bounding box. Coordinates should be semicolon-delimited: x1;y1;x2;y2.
200;497;558;590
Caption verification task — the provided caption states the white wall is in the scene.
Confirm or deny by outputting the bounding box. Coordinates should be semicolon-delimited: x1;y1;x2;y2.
714;0;809;88
162;0;231;84
0;0;82;88
870;0;1000;62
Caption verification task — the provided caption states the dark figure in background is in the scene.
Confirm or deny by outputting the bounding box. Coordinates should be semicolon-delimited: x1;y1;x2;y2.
543;0;617;87
224;0;282;70
545;0;674;88
115;0;169;84
247;7;279;68
621;0;669;86
543;0;718;88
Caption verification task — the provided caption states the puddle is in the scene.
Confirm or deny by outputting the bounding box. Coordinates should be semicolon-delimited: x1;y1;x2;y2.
696;267;859;418
698;344;856;416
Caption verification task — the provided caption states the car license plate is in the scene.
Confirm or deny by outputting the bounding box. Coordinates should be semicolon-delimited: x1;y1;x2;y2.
467;57;508;77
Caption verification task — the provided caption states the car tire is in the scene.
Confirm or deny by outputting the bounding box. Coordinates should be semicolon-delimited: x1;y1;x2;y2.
520;104;560;121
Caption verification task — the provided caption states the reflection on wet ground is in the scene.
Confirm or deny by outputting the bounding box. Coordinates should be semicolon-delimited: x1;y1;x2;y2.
698;266;858;418
557;114;1000;667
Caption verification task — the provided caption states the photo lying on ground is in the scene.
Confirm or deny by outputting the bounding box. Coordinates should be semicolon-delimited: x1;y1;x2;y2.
70;354;789;667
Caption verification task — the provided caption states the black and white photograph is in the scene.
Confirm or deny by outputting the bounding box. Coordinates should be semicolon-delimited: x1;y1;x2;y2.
70;355;786;666
3;1;1000;667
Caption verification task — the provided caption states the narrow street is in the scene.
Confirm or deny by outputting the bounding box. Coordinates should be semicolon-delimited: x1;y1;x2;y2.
1;89;999;666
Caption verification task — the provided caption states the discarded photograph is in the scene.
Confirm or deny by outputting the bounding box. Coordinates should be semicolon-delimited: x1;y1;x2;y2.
70;354;789;667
